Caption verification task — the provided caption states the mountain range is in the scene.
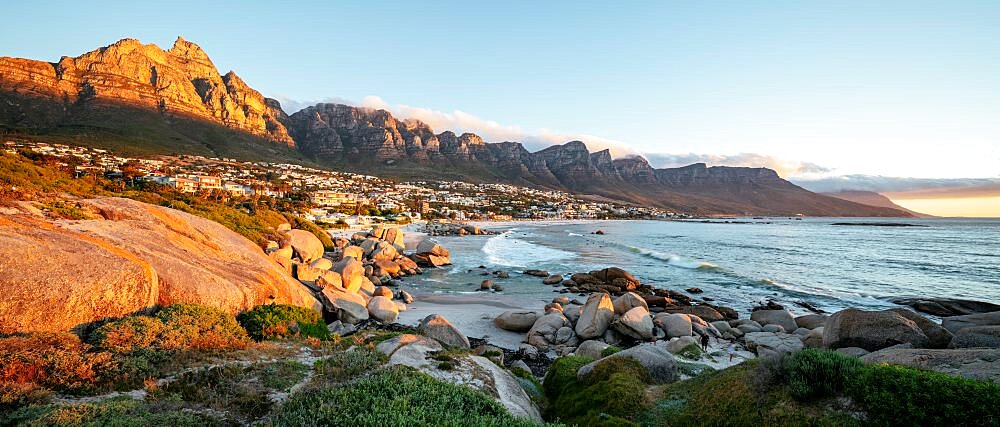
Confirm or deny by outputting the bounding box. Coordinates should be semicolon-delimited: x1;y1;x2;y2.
0;37;909;217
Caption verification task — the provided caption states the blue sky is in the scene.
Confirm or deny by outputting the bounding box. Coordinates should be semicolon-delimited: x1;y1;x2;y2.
2;1;998;186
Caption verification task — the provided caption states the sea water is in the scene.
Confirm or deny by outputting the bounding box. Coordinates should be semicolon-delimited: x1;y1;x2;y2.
401;218;1000;317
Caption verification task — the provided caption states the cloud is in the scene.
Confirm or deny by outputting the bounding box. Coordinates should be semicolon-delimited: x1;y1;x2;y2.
792;175;1000;199
644;153;833;178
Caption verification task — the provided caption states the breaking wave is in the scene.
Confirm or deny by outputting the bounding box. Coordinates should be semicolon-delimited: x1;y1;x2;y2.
481;231;576;267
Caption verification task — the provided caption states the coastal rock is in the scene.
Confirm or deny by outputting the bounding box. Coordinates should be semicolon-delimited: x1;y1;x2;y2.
315;271;343;290
341;245;364;260
750;309;798;333
398;290;414;304
942;311;1000;334
762;324;786;333
588;267;640;290
524;269;550;277
367;296;399;322
494;310;541;332
744;332;804;356
822;308;929;351
836;347;870;357
527;312;570;350
552;296;571;305
655;313;693;338
666;336;699;354
662;305;725;322
861;348;1000;382
891;297;1000;317
563;305;581;325
795;314;829;330
371;225;405;248
410;239;451;267
320;286;369;324
373;286;394;298
575;340;611;359
310;258;333;271
543;275;564;285
481;280;494;291
613;306;655;340
949;326;1000;348
612;292;649;315
373;260;401;277
574;293;614;339
577;344;680;384
888;308;953;349
803;327;825;348
287;229;325;263
332;257;365;293
418;314;470;349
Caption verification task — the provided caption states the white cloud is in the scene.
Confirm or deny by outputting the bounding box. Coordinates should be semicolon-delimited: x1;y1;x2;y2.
793;175;1000;198
644;153;832;178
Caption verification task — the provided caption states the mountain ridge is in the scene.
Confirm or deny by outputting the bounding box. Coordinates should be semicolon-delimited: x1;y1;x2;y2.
0;37;910;217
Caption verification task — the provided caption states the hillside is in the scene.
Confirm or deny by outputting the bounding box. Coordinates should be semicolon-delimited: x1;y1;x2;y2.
823;190;933;217
1;36;910;217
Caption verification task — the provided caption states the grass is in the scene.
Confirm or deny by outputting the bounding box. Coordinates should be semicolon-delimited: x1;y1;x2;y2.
1;397;221;427
542;355;651;425
273;365;540;426
311;348;385;383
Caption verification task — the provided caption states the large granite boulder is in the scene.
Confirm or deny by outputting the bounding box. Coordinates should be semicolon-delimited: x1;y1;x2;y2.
750;309;798;333
320;286;368;324
418;314;470;349
527;312;570;350
862;348;1000;382
823;308;929;351
575;340;611;359
888;308;953;349
287;229;325;263
942;311;1000;334
577;344;679;384
575;293;614;339
655;313;693;338
612;292;649;315
332;257;365;293
494;310;541;332
410;239;451;267
0;198;317;334
662;305;725;322
891;297;1000;317
341;245;364;260
795;314;829;330
744;332;804;357
613;306;655;340
950;326;1000;348
367;296;399;322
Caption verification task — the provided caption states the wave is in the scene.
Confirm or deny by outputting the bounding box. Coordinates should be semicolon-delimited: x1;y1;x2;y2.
481;231;576;268
616;243;718;270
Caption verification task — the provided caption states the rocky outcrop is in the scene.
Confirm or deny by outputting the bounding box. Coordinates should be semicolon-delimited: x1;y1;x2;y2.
577;343;680;384
942;311;1000;334
892;298;1000;317
0;198;317;333
861;348;1000;382
822;308;930;351
0;37;293;145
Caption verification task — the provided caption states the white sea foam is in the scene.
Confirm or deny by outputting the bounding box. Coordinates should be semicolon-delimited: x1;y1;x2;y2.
481;231;576;267
619;243;718;269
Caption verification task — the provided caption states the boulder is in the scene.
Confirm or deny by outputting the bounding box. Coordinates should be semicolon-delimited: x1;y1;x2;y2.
662;305;725;322
320;286;368;324
888;308;953;349
803;327;824;348
480;280;494;291
736;324;762;334
371;225;405;248
762;324;786;333
543;275;564;285
494;310;541;332
545;303;563;314
795;314;828;330
527;312;570;350
574;293;614;339
310;257;333;271
750;309;798;333
359;276;376;296
331;236;350;248
373;286;394;298
612;292;649;315
293;262;324;282
0;197;318;334
410;239;451;267
588;267;640;290
744;332;804;356
341;245;364;260
332;257;365;293
287;229;325;263
367;296;399;322
613;306;655;340
942;311;1000;334
666;336;699;354
656;313;693;338
950;326;1000;348
836;347;870;357
891;297;1000;317
418;314;470;349
822;308;929;351
862;348;1000;382
563;305;581;325
370;241;399;262
523;269;549;277
552;296;571;305
398;290;415;304
315;271;343;289
373;260;401;277
577;344;679;384
575;340;611;359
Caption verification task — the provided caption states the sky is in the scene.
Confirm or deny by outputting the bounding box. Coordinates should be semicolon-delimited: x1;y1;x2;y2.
2;1;998;216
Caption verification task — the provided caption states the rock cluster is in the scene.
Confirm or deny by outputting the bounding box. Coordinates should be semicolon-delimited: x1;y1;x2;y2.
422;221;495;236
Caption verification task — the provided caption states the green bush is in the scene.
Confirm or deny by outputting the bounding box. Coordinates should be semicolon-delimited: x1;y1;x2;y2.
273;365;537;426
849;363;1000;426
152;363;279;421
92;304;250;352
237;304;328;341
544;357;650;425
542;355;593;401
600;345;622;358
781;348;863;400
312;348;385;383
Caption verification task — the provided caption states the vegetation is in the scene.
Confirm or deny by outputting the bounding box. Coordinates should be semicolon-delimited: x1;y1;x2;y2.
273;365;539;426
544;356;650;426
311;348;385;383
2;397;221;427
600;345;622;358
92;304;250;352
0;333;116;407
237;304;329;341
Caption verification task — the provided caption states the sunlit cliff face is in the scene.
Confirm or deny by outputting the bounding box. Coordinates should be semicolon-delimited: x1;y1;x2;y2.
891;196;1000;218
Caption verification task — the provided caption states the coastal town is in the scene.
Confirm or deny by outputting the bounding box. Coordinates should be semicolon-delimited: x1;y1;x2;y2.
4;139;677;226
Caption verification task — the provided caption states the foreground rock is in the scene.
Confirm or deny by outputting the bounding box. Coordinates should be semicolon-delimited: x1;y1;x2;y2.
575;293;614;339
377;334;542;422
577;344;680;384
410;239;452;267
822;308;930;351
494;310;541;332
287;229;325;263
0;197;317;333
744;332;804;358
418;314;470;349
942;311;1000;334
892;297;1000;317
861;348;1000;382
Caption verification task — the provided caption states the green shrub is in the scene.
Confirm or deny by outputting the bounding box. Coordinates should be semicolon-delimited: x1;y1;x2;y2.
237;304;328;341
849;363;1000;426
92;304;249;352
0;333;115;397
600;345;622;358
273;366;538;426
542;355;593;401
2;397;220;427
781;348;863;400
676;344;703;360
312;348;385;383
153;364;272;421
545;357;650;425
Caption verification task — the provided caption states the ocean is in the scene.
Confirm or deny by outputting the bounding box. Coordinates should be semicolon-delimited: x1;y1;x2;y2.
400;218;1000;317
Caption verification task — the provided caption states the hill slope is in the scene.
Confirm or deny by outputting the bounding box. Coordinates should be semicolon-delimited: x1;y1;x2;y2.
823;190;933;217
